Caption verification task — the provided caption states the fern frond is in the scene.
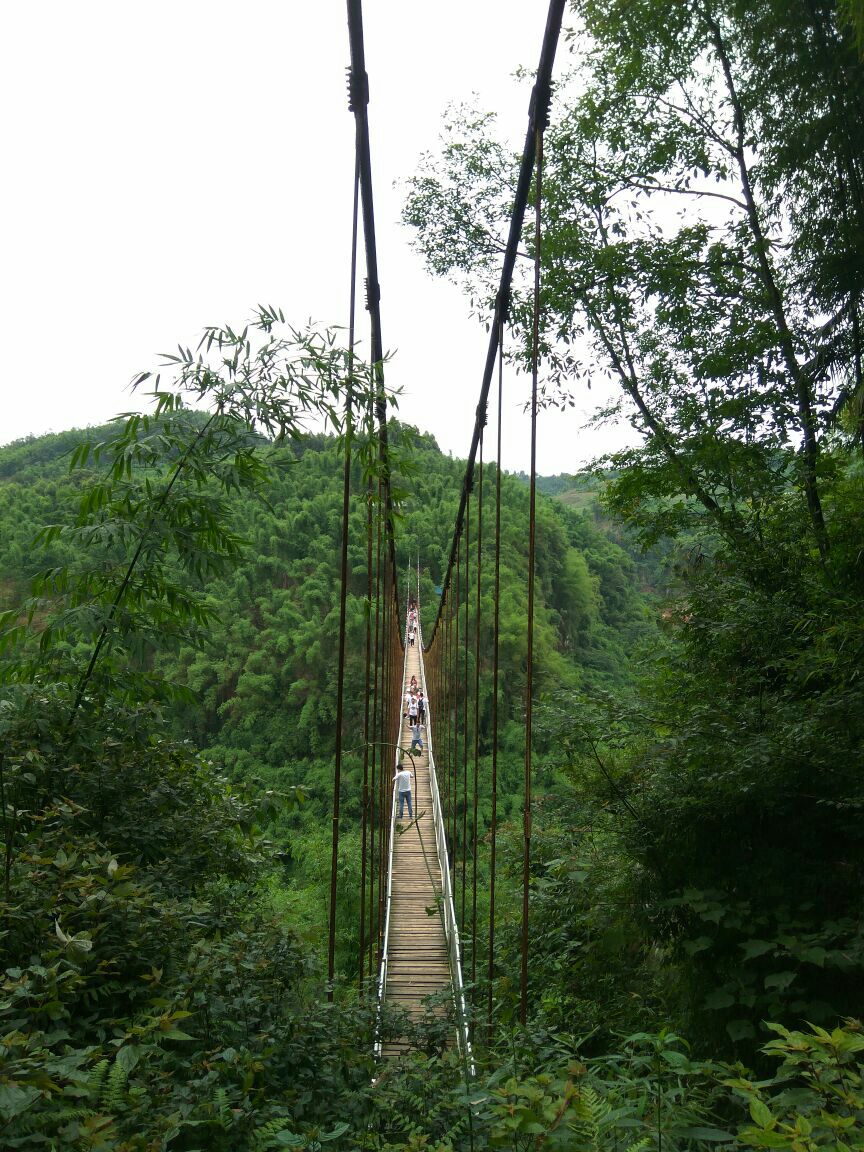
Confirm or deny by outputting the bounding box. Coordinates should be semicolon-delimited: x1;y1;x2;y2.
251;1115;298;1151
214;1086;233;1131
102;1060;127;1113
625;1138;652;1152
9;1106;96;1137
88;1058;110;1102
582;1082;610;1129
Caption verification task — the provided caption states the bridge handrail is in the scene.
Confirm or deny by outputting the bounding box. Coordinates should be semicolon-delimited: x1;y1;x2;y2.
373;780;397;1057
415;609;474;1071
374;615;407;1057
377;776;398;970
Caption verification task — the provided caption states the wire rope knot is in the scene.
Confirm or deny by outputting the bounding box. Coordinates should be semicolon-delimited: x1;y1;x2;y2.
346;66;370;111
529;79;553;134
364;278;381;310
494;286;511;324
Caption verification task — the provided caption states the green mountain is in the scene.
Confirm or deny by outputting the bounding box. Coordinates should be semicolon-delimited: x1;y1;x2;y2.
0;423;655;774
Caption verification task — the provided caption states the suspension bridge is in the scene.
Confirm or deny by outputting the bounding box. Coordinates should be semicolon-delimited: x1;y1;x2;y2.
327;0;567;1061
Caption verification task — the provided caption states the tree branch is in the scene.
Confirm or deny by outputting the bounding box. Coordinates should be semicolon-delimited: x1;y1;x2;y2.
606;175;746;211
701;4;829;557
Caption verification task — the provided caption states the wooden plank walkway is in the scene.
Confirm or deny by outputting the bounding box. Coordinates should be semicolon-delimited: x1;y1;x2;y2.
381;634;453;1055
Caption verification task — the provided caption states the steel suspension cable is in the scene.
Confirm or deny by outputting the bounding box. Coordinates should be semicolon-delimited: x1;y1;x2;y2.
369;470;382;978
520;103;548;1028
487;321;504;1041
447;592;455;867
378;560;390;957
360;453;372;988
370;373;384;988
453;543;461;886
336;147;369;993
389;584;402;832
346;0;400;604
461;492;470;934
472;431;483;992
420;17;563;1024
443;597;451;848
442;597;449;847
346;0;413;990
327;140;362;997
423;0;566;652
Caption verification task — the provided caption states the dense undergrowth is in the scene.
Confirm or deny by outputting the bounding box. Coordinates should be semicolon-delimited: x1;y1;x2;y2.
2;395;862;1148
4;0;864;1143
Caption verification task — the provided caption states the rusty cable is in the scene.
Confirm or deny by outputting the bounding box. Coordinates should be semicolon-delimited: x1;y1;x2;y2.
453;542;461;882
488;320;504;1042
520;109;547;1027
472;430;483;994
345;0;400;608
461;490;470;934
373;482;384;966
424;0;566;650
327;141;362;997
360;453;372;989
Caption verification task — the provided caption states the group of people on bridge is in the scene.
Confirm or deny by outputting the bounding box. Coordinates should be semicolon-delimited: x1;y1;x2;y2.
407;599;418;647
394;602;425;822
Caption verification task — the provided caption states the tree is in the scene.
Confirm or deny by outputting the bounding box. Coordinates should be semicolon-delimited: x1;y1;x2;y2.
405;0;864;556
403;0;864;1055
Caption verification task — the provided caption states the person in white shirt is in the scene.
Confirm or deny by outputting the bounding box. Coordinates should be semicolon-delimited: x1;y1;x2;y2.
394;765;413;820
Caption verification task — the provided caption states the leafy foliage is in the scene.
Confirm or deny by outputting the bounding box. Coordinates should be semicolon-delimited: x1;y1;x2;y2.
3;0;864;1138
403;0;864;1064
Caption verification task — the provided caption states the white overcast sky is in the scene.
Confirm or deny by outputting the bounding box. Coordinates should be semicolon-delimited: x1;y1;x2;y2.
1;1;634;475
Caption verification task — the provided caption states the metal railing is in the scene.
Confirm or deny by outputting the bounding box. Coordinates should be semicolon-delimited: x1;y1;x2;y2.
374;775;398;1057
373;605;409;1057
417;619;473;1071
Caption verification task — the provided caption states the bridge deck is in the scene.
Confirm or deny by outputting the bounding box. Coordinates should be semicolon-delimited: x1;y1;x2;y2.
381;637;452;1054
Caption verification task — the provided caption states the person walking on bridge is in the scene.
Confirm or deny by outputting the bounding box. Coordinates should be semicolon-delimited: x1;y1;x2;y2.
394;763;413;821
407;693;419;724
409;722;423;756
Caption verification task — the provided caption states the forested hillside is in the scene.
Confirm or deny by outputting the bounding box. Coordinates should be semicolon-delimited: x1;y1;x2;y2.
0;422;653;759
2;389;863;1147
0;421;654;972
3;0;864;1146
